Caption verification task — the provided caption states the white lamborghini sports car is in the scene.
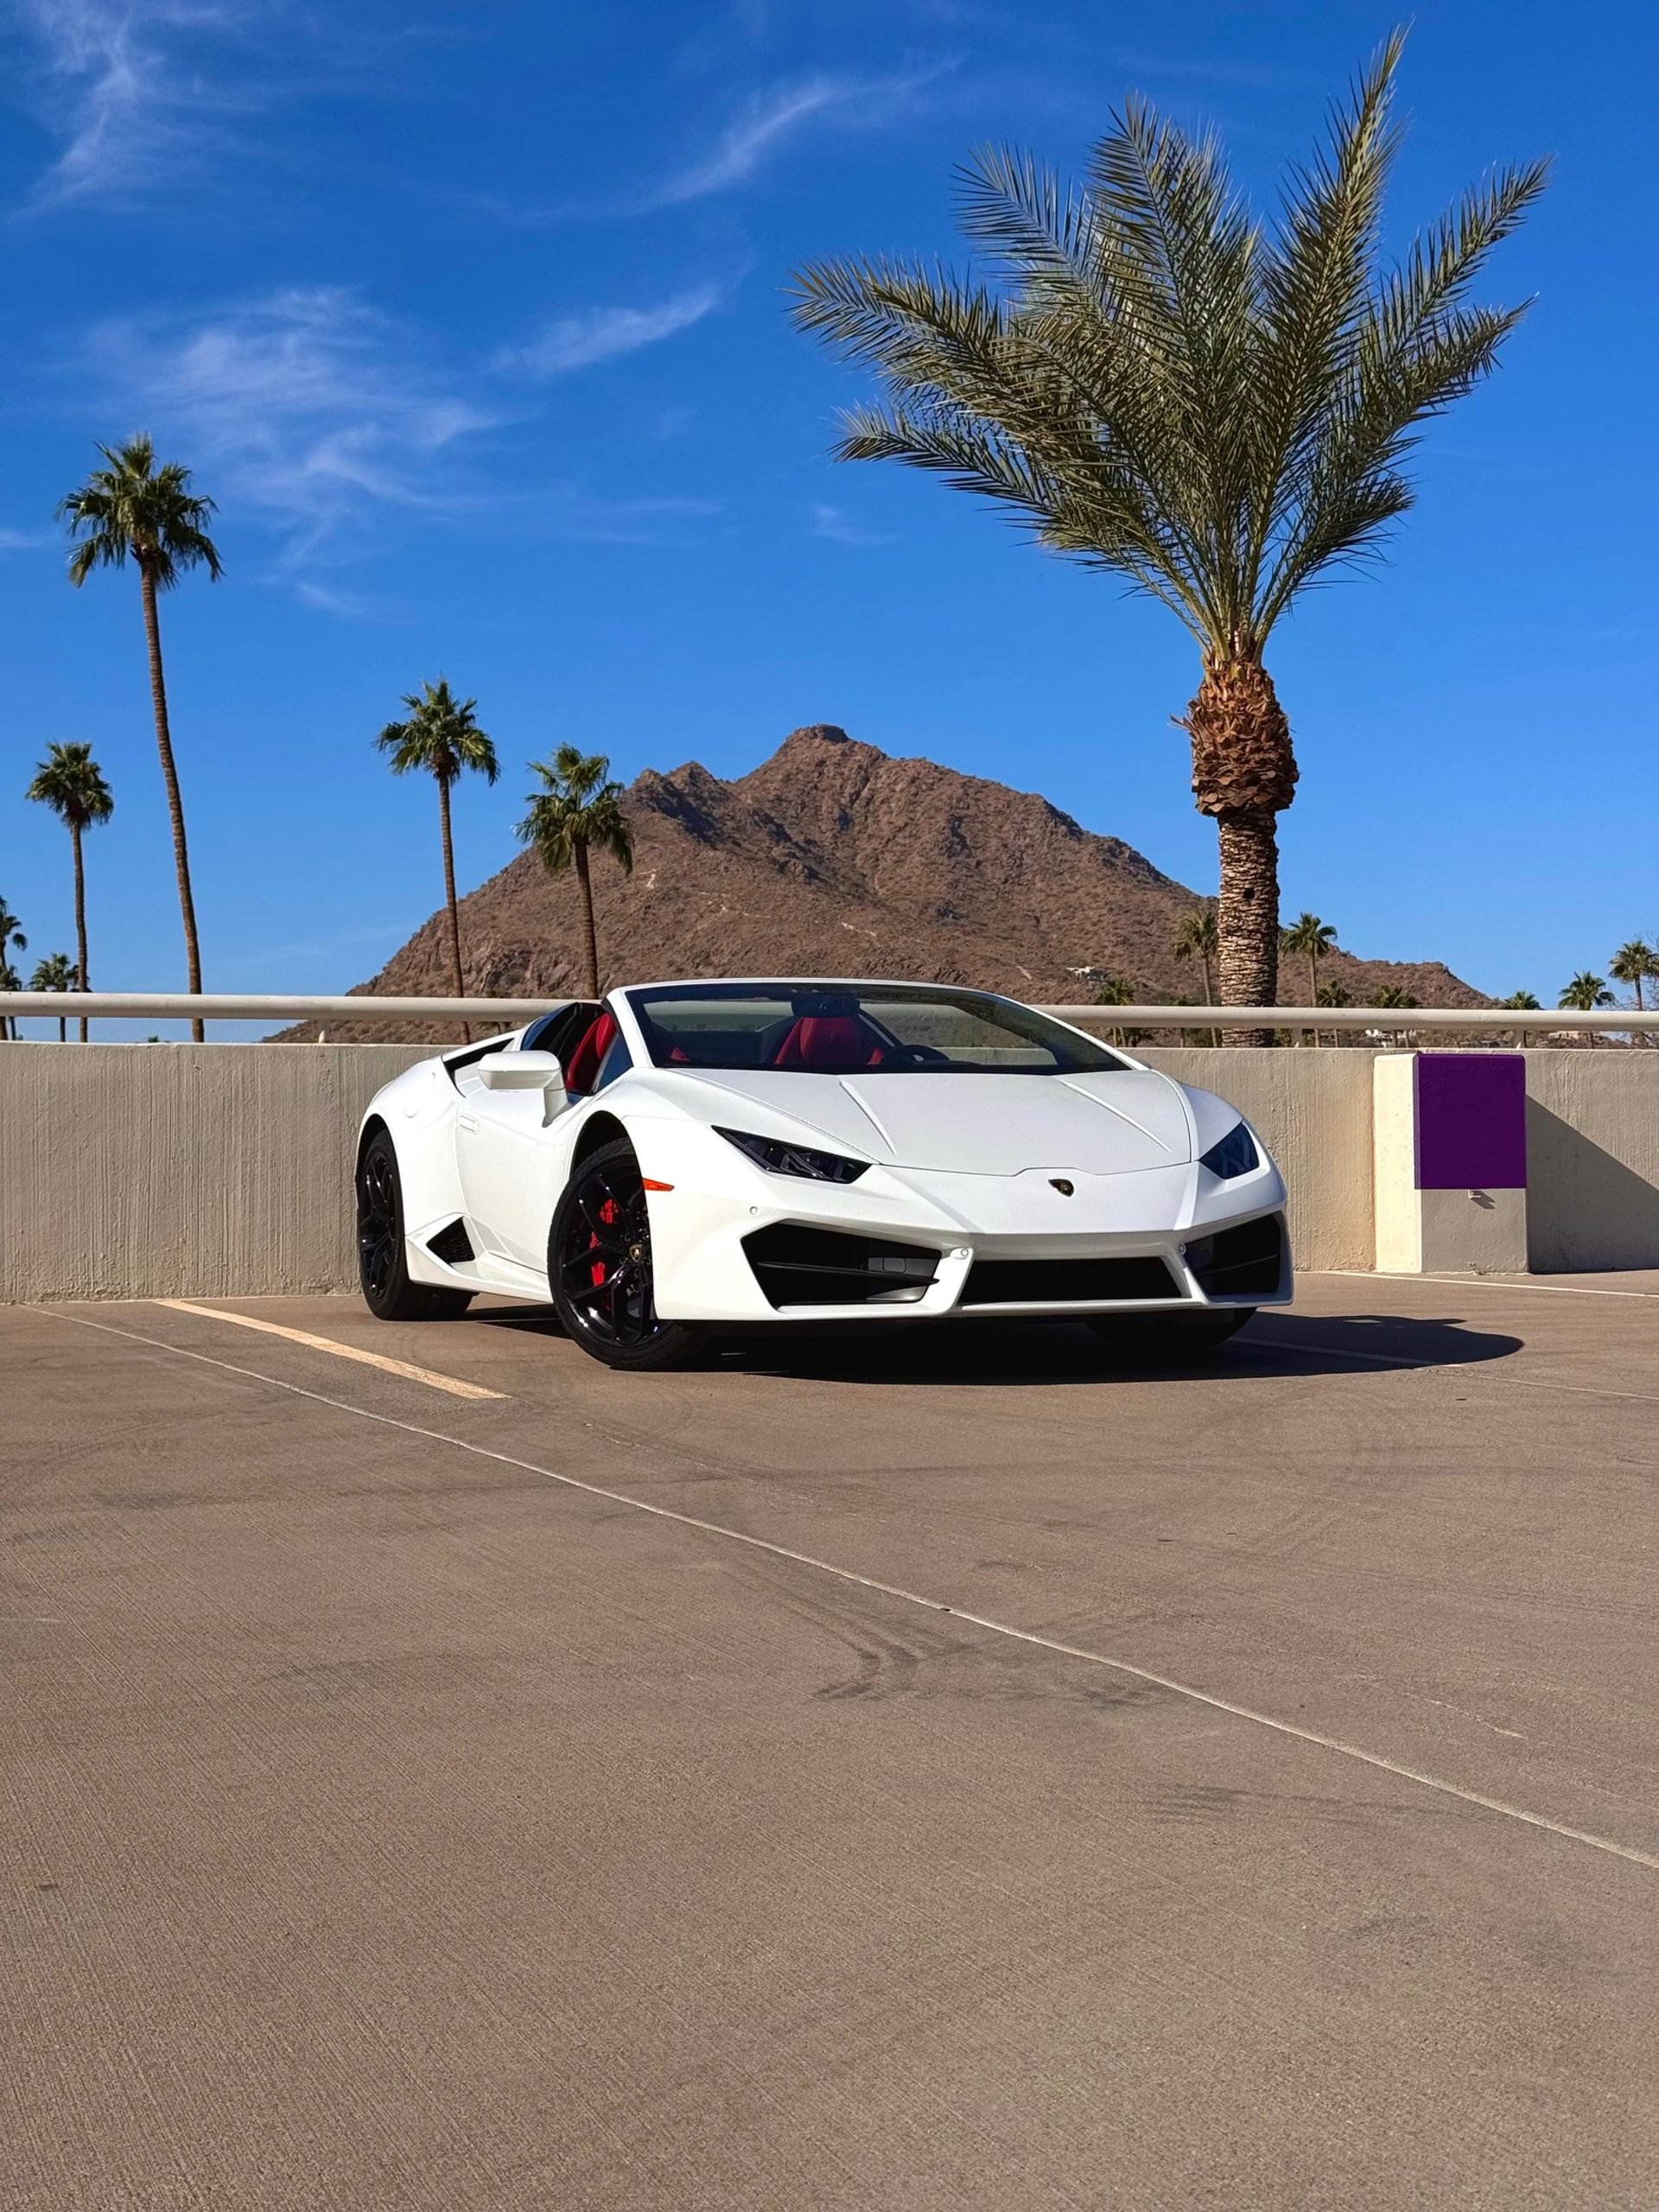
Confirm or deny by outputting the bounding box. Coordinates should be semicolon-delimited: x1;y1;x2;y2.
354;981;1290;1370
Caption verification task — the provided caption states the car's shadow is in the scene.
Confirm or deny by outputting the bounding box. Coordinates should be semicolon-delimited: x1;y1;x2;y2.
467;1303;1522;1386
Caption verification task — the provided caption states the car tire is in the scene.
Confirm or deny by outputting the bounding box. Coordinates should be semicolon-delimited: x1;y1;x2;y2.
357;1128;474;1322
550;1139;706;1371
1086;1307;1255;1359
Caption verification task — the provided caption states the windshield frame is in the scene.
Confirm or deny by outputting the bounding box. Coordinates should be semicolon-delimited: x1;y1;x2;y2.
618;980;1131;1077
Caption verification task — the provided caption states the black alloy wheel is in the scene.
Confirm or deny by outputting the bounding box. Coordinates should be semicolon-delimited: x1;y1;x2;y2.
356;1128;472;1322
549;1140;703;1370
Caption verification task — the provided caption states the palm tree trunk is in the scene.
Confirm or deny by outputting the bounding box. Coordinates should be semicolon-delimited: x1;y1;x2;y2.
437;776;469;1043
139;563;204;1043
575;840;599;999
1184;650;1297;1047
59;1014;67;1043
72;822;89;1043
1213;814;1282;1044
1199;950;1217;1048
1309;954;1319;1046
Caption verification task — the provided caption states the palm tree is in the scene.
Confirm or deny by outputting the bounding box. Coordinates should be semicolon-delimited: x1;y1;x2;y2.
58;436;221;1042
1497;990;1540;1008
517;746;634;998
376;680;499;1008
790;34;1545;1039
0;897;26;1041
25;742;113;1042
1610;938;1657;1014
1171;906;1217;1046
30;953;76;1042
1282;912;1338;1005
1370;983;1418;1007
1559;972;1613;1010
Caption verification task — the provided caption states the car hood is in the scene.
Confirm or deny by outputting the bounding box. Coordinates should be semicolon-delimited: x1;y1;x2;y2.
675;1068;1193;1175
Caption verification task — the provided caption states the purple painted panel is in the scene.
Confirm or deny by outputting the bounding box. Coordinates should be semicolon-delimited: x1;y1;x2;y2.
1414;1053;1527;1191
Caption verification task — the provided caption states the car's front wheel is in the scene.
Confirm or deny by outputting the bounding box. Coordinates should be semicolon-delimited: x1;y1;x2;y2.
549;1140;705;1371
357;1128;473;1322
1086;1307;1255;1360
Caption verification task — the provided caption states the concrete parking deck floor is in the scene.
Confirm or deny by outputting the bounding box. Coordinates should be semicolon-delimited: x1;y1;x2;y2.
4;1275;1656;2209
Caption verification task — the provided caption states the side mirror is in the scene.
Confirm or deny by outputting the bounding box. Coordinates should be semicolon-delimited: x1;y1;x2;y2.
478;1050;565;1094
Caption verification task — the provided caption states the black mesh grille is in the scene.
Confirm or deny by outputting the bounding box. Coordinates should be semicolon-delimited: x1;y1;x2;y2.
743;1224;940;1308
427;1217;475;1265
960;1255;1180;1306
1187;1214;1285;1298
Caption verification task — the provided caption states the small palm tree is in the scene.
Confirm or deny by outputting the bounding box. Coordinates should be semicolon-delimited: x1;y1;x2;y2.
517;746;634;999
59;436;221;1041
1281;912;1338;1043
25;742;113;1042
1171;907;1217;1004
790;34;1545;1036
30;952;76;1041
1610;938;1657;1013
0;897;26;1041
376;680;499;1006
1497;990;1541;1008
1559;972;1614;1011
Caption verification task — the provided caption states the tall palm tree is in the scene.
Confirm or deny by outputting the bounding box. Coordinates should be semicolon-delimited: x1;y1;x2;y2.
25;742;113;1042
1610;938;1657;1013
0;897;26;1041
517;745;634;999
790;34;1545;1039
58;436;221;1042
1171;906;1217;1045
30;953;76;1042
376;680;499;1007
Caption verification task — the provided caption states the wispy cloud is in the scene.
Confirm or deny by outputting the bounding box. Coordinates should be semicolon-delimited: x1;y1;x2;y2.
82;286;499;560
811;502;891;548
645;65;947;207
16;0;268;207
0;523;53;550
497;283;721;377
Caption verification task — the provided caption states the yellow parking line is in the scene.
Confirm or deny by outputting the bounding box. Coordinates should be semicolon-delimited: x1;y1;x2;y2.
153;1300;504;1401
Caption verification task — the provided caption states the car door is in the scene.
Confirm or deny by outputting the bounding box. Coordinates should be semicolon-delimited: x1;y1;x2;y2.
453;1007;598;1271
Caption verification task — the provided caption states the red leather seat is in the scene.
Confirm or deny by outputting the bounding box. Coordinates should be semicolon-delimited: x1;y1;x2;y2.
771;1015;885;1072
562;1009;617;1095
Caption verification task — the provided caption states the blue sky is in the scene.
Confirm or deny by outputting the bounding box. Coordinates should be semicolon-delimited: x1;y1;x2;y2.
3;0;1655;1027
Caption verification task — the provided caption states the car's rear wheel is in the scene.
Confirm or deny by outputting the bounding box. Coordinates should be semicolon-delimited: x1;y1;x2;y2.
550;1140;705;1371
1086;1307;1255;1359
357;1128;473;1322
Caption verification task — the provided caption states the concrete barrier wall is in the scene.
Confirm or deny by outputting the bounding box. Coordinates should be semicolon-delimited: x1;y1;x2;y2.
3;1041;1656;1299
2;1044;428;1301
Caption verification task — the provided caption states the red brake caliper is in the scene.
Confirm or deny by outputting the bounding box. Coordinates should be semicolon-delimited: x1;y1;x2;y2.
589;1195;617;1287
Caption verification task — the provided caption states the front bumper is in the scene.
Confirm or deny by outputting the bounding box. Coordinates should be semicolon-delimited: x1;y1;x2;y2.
640;1131;1292;1324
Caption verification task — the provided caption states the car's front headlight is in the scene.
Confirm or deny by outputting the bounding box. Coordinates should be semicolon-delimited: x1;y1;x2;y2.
715;1127;871;1184
1198;1122;1259;1180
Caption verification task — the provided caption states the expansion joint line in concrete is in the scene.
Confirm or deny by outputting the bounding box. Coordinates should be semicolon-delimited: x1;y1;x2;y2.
31;1304;1659;1878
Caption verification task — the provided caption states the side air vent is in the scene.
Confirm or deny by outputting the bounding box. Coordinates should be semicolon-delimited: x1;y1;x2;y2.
960;1255;1181;1306
427;1217;476;1266
1185;1214;1285;1298
743;1224;940;1308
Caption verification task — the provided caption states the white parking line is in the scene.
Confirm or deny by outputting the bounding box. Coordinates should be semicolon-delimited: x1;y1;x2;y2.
152;1300;504;1401
38;1304;1659;1877
1314;1268;1659;1300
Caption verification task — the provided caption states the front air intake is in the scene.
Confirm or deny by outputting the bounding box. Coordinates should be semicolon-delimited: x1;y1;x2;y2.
960;1255;1181;1306
742;1224;940;1308
1185;1214;1285;1298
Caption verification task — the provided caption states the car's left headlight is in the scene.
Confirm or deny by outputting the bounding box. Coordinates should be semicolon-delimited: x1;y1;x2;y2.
715;1127;871;1184
1198;1122;1259;1179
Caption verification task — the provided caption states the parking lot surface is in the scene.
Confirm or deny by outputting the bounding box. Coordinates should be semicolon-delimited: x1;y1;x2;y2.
4;1275;1656;2209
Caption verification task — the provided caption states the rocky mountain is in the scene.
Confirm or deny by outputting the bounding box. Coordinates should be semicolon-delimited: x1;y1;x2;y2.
285;724;1484;1039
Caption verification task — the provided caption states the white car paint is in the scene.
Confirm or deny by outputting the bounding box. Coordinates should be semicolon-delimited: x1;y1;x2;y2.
357;980;1292;1326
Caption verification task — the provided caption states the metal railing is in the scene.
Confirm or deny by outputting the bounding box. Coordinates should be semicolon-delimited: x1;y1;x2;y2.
3;991;1657;1035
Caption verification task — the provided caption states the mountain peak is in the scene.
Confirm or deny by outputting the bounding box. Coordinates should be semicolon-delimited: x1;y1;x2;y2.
295;725;1487;1038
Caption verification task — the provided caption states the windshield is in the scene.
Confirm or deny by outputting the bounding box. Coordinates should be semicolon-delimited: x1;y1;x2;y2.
623;982;1128;1075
